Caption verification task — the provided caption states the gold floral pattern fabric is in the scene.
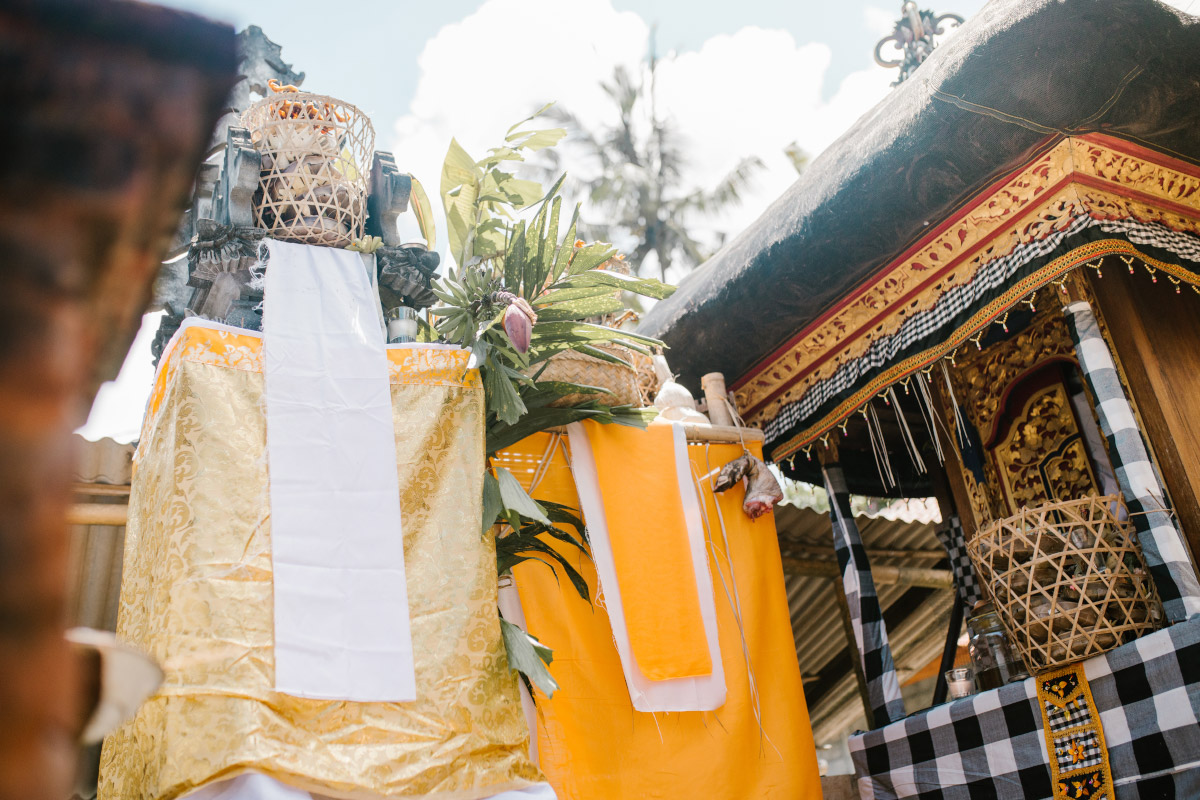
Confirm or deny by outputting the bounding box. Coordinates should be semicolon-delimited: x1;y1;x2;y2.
100;324;540;800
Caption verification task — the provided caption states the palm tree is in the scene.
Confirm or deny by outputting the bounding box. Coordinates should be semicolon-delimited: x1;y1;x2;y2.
545;45;764;282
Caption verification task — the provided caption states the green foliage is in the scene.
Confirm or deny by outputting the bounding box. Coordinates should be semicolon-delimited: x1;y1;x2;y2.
500;618;558;696
544;57;765;280
429;107;676;696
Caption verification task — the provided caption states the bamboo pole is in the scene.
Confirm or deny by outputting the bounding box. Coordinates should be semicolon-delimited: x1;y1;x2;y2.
789;546;946;561
781;556;954;589
545;423;763;444
67;504;129;527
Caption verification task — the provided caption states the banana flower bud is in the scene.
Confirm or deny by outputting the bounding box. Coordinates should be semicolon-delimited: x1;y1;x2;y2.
498;292;537;353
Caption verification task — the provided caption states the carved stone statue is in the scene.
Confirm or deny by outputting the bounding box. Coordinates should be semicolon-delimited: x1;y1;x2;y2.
152;26;435;363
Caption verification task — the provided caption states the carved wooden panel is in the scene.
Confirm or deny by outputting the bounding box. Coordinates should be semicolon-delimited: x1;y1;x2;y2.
993;383;1099;512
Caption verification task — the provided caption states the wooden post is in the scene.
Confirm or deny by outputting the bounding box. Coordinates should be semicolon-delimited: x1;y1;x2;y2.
701;372;735;426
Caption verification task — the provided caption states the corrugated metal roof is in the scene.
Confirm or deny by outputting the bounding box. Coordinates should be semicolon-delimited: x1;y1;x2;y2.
775;500;954;752
73;436;134;485
69;435;131;632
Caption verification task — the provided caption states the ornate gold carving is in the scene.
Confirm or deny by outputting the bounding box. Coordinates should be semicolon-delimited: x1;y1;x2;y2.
1070;137;1200;206
771;242;1200;459
993;383;1098;513
947;311;1077;443
737;134;1200;434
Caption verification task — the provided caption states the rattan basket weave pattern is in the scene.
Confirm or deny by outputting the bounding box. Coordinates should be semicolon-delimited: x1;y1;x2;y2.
536;343;642;408
243;92;374;248
968;494;1162;673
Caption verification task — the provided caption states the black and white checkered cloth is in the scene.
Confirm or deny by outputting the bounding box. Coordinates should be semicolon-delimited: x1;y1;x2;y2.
1064;301;1200;624
934;515;984;612
850;616;1200;799
824;462;906;728
763;220;1200;450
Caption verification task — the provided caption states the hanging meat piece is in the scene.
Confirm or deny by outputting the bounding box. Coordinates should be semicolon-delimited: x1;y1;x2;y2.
713;453;784;519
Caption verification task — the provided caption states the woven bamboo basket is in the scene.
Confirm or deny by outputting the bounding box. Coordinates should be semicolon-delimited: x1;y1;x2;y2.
968;494;1162;673
242;92;374;248
537;342;642;408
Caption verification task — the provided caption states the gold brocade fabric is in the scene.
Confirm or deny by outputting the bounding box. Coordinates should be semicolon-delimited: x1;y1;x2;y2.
99;326;542;800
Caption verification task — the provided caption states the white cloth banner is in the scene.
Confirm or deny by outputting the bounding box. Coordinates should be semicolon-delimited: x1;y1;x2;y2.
184;773;558;800
565;422;725;712
262;239;416;702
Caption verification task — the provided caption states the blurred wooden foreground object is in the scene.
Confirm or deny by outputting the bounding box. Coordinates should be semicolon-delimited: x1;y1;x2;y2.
0;2;235;798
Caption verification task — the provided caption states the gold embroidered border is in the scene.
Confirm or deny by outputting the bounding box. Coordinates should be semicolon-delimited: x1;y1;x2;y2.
771;240;1200;459
1037;662;1113;800
736;135;1200;429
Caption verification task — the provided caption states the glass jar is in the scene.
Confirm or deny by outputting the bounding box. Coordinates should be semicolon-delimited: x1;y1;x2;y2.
386;305;418;344
967;601;1029;691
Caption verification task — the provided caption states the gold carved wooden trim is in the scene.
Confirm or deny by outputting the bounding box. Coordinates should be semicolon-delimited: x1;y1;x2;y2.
992;383;1099;514
770;240;1200;460
737;134;1200;438
947;311;1077;444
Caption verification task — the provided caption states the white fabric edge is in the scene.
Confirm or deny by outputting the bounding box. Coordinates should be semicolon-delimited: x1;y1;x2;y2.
565;422;725;713
670;423;727;704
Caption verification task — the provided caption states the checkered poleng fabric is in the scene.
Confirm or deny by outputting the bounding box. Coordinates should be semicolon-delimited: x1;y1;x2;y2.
934;515;984;612
823;462;906;728
762;218;1200;448
850;616;1200;799
1063;301;1200;623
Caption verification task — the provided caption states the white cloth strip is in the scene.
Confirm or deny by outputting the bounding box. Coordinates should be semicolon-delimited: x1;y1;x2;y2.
184;773;558;799
262;239;416;701
565;422;725;712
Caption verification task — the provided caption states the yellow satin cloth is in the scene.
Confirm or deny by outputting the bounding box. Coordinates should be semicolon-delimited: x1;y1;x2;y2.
586;423;711;680
495;433;822;800
99;325;543;800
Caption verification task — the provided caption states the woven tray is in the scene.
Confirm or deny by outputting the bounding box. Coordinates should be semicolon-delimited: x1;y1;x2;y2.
968;495;1162;673
243;92;374;248
536;343;641;408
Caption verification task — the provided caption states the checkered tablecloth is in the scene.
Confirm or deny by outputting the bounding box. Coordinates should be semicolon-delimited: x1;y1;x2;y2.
850;615;1200;799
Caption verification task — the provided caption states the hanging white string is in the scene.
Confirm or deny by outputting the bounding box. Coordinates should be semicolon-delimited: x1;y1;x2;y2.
526;432;561;495
692;448;781;759
715;394;751;456
939;360;970;448
888;387;926;474
865;401;896;490
912;371;940;465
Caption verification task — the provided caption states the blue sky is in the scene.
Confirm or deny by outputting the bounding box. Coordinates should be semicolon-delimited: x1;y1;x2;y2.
161;0;988;127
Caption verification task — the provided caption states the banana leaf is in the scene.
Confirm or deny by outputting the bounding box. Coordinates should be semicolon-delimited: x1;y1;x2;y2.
500;618;558;696
561;269;675;299
495;466;549;525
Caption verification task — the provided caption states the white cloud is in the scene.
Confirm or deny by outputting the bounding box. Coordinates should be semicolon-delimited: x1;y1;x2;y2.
390;0;894;276
391;0;648;244
864;4;899;38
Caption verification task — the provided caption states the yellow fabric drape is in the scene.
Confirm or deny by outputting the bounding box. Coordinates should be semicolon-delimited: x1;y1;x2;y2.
100;325;543;800
585;423;711;680
496;433;822;800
